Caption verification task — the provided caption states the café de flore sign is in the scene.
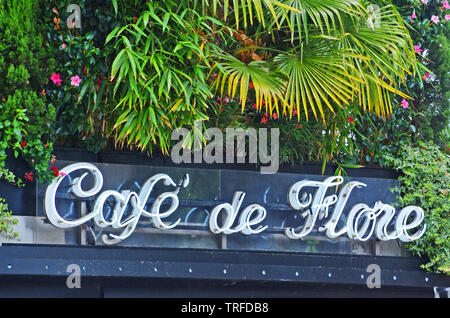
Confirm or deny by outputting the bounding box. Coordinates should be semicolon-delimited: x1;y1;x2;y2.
44;162;426;246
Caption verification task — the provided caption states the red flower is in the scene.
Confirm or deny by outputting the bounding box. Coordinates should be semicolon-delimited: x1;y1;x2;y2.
51;166;60;177
261;118;267;124
249;82;254;89
293;110;298;116
24;172;34;182
348;117;354;123
265;113;269;118
272;113;278;119
253;104;257;109
296;125;303;129
20;141;27;148
83;66;87;75
41;89;46;96
133;16;138;23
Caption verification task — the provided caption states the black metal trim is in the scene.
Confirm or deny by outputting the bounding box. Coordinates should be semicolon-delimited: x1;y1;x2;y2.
0;245;448;288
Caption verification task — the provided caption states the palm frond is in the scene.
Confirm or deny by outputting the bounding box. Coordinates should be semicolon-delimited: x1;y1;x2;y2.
212;52;287;114
209;0;299;29
336;4;416;116
274;0;362;43
275;40;363;121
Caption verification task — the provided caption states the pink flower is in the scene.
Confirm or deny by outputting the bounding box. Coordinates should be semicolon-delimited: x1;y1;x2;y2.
272;113;278;119
401;99;409;109
414;45;423;55
70;75;82;87
443;1;450;10
411;11;417;20
50;73;62;86
421;0;428;4
224;96;229;103
431;15;440;24
61;43;67;49
445;15;450;21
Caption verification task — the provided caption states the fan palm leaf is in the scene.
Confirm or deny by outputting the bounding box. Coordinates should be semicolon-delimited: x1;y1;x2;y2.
274;0;362;43
274;41;364;121
336;4;416;116
212;52;287;114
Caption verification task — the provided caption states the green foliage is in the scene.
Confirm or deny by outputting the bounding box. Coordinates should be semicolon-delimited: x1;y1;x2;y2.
384;142;450;274
0;167;24;188
48;31;107;149
206;93;363;170
205;96;320;164
393;0;450;149
0;0;56;183
342;103;417;166
107;1;231;154
210;0;417;121
0;197;18;239
42;0;149;152
415;30;450;147
0;0;59;236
